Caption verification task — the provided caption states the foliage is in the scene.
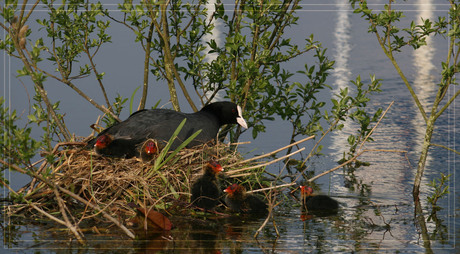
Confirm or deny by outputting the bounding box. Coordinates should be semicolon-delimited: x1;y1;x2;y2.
1;1;384;160
335;75;382;164
0;0;394;245
0;97;41;174
349;0;460;199
274;46;332;154
426;173;451;215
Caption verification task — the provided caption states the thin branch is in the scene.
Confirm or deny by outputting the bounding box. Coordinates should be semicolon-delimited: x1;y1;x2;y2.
227;148;305;175
247;182;296;194
229;135;314;167
307;149;408;183
22;0;40;26
1;177;84;243
18;0;28;28
369;16;428;123
138;22;155;111
299;118;339;169
0;159;135;239
53;188;85;244
357;101;394;151
430;143;460;156
83;46;111;111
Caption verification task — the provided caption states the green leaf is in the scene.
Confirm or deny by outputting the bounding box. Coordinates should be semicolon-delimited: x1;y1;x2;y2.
129;86;140;114
146;119;202;178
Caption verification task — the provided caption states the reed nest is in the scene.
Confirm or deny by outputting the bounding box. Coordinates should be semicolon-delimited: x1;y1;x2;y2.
15;141;257;214
5;136;311;241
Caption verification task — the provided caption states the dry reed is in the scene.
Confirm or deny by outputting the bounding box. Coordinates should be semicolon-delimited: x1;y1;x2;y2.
3;134;311;242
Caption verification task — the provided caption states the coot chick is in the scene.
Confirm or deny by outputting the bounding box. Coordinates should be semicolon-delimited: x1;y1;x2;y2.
191;160;224;210
94;134;137;158
300;186;338;215
140;139;159;162
90;101;247;157
224;184;267;214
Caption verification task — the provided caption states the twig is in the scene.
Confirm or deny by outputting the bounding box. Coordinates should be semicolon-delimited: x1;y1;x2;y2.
229;136;314;167
53;188;85;244
247;182;296;194
228;173;254;178
1;177;84;242
254;190;277;238
229;141;252;145
296;101;395;183
56;185;136;238
254;208;272;239
0;159;135;239
29;203;67;226
306;148;407;183
307;150;365;183
227;148;305;175
358;101;394;151
25;142;86;195
430;143;460;155
0;178;18;195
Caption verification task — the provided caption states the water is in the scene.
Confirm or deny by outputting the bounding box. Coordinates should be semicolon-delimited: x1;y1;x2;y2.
2;1;459;253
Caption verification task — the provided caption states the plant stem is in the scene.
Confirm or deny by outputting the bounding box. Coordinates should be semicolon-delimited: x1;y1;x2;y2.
138;22;154;111
413;117;435;198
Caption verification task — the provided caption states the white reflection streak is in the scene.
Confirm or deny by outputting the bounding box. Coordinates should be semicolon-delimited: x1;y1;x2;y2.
413;0;435;167
330;1;352;156
203;0;223;101
413;0;437;234
332;5;352;92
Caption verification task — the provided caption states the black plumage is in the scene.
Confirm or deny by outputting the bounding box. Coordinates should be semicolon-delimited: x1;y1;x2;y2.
224;184;267;214
89;101;247;158
190;161;224;210
300;186;339;215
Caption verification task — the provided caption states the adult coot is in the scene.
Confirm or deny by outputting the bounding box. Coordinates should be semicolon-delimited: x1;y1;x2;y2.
90;101;247;157
300;186;338;215
190;160;224;210
224;184;267;214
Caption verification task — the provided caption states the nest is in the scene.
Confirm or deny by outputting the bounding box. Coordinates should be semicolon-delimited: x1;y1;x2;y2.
25;142;248;211
5;136;309;242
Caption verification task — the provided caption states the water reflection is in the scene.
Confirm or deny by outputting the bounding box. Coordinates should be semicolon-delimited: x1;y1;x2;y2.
412;0;436;167
322;0;445;251
2;3;456;253
0;191;441;253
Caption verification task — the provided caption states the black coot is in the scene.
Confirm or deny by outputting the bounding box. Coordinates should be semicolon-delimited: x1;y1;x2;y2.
90;101;247;157
300;186;338;215
224;184;267;214
190;160;224;210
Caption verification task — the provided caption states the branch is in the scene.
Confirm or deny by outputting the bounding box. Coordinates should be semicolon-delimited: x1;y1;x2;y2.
1;177;85;244
228;135;314;167
369;15;428;123
298;101;395;183
247;182;296;194
357;101;394;151
53;188;85;244
0;159;135;239
430;143;460;156
307;149;408;183
138;22;155;111
83;44;111;111
227;148;304;176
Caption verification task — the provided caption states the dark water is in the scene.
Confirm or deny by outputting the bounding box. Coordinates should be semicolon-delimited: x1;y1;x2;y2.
2;1;459;253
